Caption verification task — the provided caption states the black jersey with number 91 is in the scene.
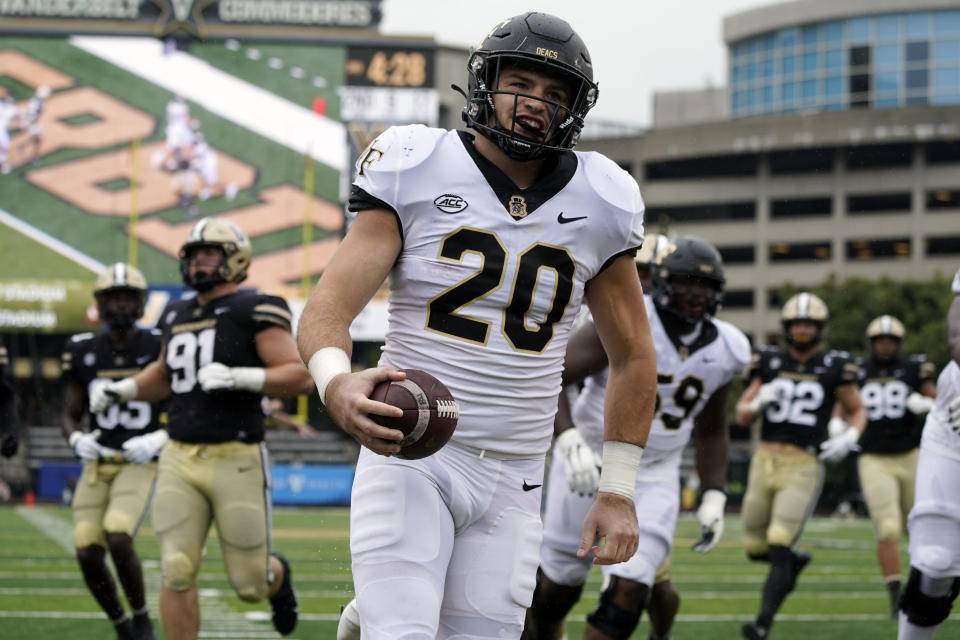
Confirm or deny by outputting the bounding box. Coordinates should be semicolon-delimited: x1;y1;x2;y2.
749;345;859;451
158;291;292;444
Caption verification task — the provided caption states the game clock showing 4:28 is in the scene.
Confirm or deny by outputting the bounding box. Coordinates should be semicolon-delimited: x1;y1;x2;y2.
345;45;436;88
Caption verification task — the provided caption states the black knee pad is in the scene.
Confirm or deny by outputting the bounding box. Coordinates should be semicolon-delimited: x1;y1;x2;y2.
529;568;584;619
900;567;960;627
586;576;644;640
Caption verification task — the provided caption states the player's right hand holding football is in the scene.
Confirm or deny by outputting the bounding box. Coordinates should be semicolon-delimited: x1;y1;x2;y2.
324;367;406;456
90;378;138;413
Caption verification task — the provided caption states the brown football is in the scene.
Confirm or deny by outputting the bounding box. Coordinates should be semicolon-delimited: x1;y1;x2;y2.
369;369;459;460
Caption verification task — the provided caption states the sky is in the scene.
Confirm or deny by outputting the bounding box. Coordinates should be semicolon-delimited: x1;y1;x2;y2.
379;0;772;126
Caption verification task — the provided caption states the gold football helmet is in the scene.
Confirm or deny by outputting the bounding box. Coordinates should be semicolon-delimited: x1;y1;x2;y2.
94;263;148;328
178;217;252;291
781;292;828;350
865;315;905;340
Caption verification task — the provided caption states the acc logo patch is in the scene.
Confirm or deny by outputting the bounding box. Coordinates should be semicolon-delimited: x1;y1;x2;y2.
434;194;468;214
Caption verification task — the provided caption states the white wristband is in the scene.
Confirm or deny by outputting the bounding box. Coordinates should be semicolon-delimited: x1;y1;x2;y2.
598;441;644;499
230;367;266;392
307;347;352;405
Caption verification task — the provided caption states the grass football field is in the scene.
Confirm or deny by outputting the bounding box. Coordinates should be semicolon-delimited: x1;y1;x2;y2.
3;504;955;639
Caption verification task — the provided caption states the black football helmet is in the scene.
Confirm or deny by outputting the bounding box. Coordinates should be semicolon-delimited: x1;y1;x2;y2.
780;292;829;351
179;217;252;291
460;12;598;160
94;262;148;329
652;236;725;328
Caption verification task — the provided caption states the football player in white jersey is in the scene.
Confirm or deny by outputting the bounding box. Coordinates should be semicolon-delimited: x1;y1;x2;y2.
897;269;960;640
525;236;750;640
298;12;656;640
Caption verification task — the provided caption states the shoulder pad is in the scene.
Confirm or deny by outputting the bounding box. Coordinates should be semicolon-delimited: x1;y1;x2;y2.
715;320;752;369
252;293;293;329
356;124;443;176
579;151;643;213
69;332;95;343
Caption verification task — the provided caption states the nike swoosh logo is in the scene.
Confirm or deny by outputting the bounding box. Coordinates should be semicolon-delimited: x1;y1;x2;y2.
522;481;542;491
557;211;588;224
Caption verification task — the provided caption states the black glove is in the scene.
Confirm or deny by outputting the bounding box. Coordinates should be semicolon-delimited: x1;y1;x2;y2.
0;433;18;458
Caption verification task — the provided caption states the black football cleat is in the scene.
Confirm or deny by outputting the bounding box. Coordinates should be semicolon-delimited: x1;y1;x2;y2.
269;553;299;635
741;622;769;639
132;611;155;640
115;618;136;640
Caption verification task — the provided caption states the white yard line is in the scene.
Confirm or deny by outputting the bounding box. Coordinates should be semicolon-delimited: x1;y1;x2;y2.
69;36;347;172
0;208;104;275
14;506;283;638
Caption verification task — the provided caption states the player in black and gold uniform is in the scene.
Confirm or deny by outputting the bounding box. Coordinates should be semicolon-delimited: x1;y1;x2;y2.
61;263;164;640
91;217;313;640
856;315;937;617
0;337;17;459
735;292;866;640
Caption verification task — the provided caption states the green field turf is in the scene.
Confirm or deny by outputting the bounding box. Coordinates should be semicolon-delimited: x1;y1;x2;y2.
0;36;343;287
2;504;956;639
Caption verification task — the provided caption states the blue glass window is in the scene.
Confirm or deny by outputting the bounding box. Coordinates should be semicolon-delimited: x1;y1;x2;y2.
876;44;901;67
876;15;900;40
906;95;928;105
801;79;817;100
906;41;929;63
935;11;960;35
876;96;899;108
745;39;759;55
906;13;930;38
746;88;759;107
876;71;900;92
825;49;843;69
778;27;798;49
824;102;844;111
802;24;819;46
825;76;843;95
762;35;776;51
762;59;774;78
781;55;796;75
781;82;797;102
933;93;960;104
763;85;775;104
848;18;870;42
906;68;929;89
732;65;742;84
732;91;743;110
935;40;960;62
803;52;818;72
934;67;960;89
823;21;843;43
